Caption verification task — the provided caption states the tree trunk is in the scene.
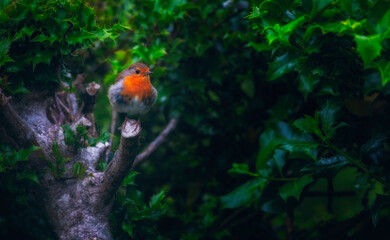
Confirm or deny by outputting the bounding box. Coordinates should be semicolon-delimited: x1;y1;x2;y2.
0;85;141;240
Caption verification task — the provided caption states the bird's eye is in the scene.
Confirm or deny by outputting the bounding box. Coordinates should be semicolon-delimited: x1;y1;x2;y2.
135;69;140;74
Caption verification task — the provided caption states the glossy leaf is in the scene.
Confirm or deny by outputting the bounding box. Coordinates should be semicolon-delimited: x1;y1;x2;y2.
279;175;314;202
301;155;347;173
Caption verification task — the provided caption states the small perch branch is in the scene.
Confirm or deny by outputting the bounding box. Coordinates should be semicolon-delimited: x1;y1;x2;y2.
0;88;38;148
131;117;178;169
99;119;141;204
83;82;100;137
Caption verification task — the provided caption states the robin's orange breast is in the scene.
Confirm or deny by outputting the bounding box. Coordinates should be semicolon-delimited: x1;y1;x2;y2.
121;75;154;101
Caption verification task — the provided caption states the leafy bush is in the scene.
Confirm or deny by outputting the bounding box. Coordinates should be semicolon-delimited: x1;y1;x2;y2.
0;0;128;93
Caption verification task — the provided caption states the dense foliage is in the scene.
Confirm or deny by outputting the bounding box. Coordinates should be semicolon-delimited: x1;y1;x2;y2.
1;0;390;239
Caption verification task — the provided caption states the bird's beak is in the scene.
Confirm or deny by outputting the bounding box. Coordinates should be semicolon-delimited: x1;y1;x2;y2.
144;71;153;76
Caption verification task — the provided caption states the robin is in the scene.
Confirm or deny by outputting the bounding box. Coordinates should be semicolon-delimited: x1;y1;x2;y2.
108;63;157;128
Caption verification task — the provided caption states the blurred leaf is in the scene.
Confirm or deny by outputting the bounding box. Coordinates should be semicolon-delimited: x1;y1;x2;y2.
261;198;285;214
311;0;334;16
73;162;87;179
354;34;382;65
370;194;390;227
221;179;264;209
122;222;135;237
267;52;298;81
15;145;41;162
379;61;390;86
17;169;39;184
376;10;390;34
280;139;318;153
122;171;140;187
257;130;282;170
62;125;76;146
89;132;110;146
228;163;259;177
279;175;314;202
240;78;255;98
293;115;321;137
149;190;165;208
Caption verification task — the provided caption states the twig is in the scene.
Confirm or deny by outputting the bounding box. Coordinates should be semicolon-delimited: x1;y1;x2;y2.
105;110;118;162
327;178;334;213
54;93;65;124
286;208;294;240
82;82;100;138
131;117;179;169
83;81;100;114
57;95;74;121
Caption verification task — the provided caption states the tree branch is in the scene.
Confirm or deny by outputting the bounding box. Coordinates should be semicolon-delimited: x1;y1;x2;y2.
131;117;178;169
83;82;100;137
105;110;118;162
0;88;38;148
99;119;141;204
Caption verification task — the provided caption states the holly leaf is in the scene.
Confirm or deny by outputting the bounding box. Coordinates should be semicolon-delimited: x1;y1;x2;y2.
279;175;314;202
354;34;382;66
370;194;390;227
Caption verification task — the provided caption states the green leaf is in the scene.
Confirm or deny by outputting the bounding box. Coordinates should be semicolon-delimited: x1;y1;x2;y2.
281;15;309;35
257;130;282;169
149;190;165;208
15;145;41;162
62;125;76;146
122;222;135;237
379;61;390;86
311;0;334;16
340;0;353;15
228;163;259;177
280;139;318;153
293;115;321;136
370;194;390;227
297;71;320;98
240;78;255;98
73;162;87;178
246;41;272;52
301;155;347;173
354;34;382;66
0;0;12;10
376;10;390;35
17;169;39;184
267;52;298;81
0;38;11;57
279;175;314;202
221;178;264;209
122;171;140;187
318;101;341;139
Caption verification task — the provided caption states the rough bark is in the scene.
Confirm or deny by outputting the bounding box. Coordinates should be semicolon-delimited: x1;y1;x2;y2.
0;82;177;239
